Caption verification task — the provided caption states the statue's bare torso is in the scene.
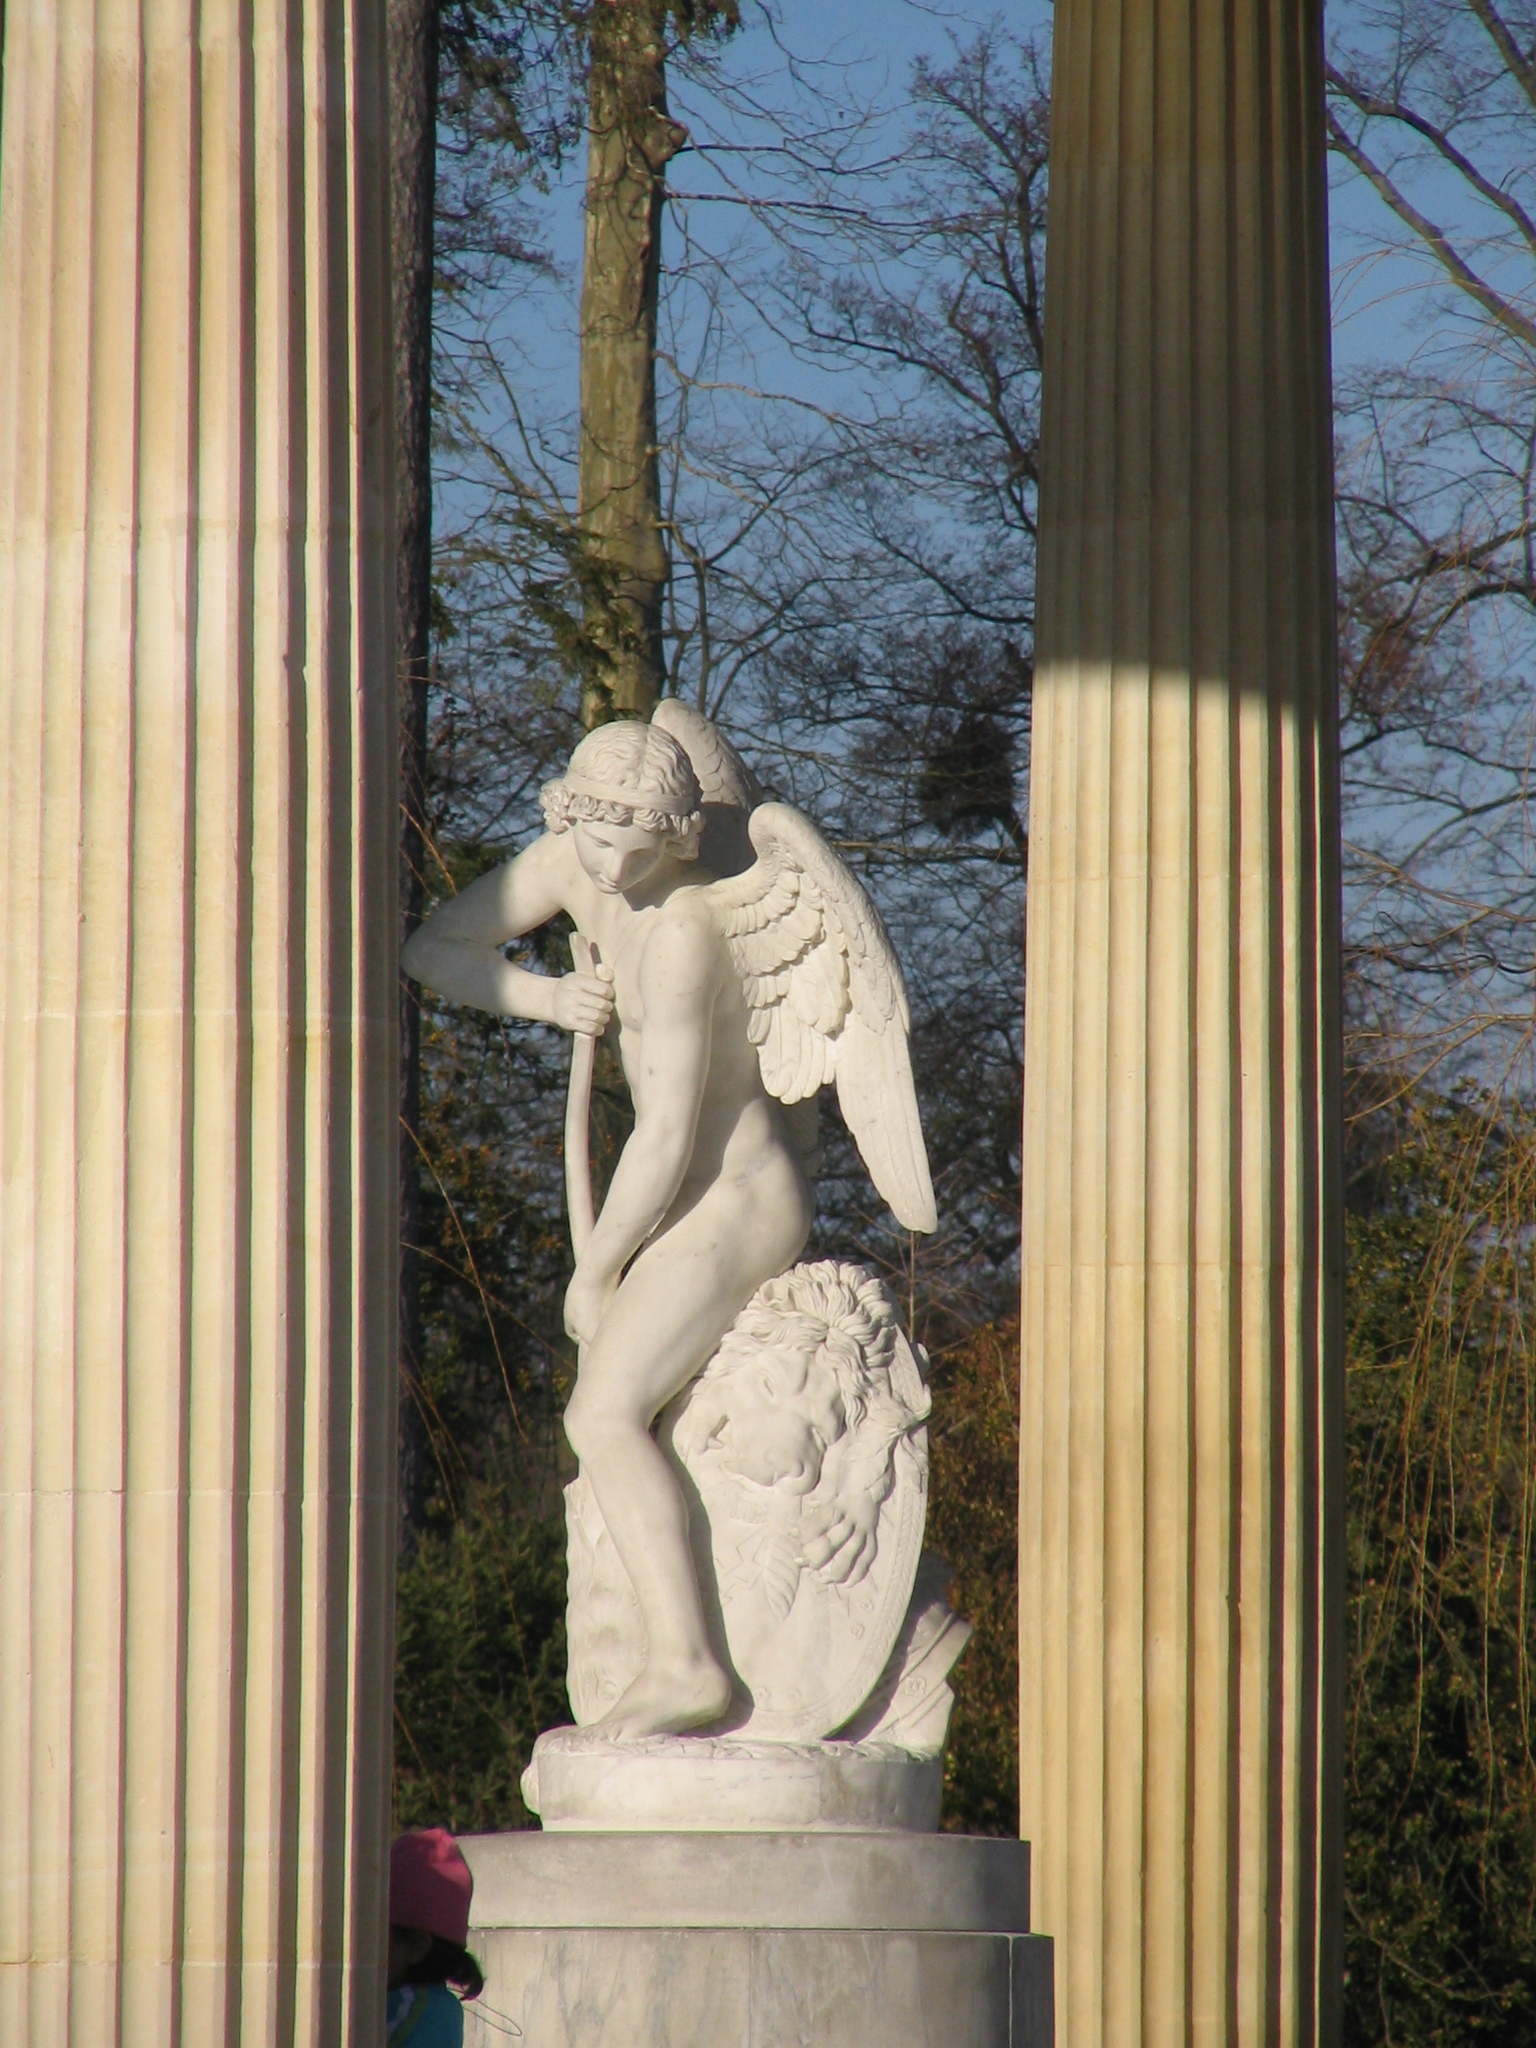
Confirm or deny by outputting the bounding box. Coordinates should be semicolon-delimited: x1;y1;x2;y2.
589;871;790;1206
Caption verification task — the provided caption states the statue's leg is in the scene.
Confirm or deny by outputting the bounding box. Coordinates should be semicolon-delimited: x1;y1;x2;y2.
565;1153;811;1739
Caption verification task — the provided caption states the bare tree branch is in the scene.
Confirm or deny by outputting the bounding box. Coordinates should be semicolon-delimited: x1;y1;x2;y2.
1324;103;1536;351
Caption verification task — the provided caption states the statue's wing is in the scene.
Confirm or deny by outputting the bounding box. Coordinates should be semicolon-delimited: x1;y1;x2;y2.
708;803;937;1233
651;699;760;876
652;697;760;809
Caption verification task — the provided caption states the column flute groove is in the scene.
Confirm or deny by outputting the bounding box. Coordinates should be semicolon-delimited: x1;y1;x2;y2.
0;6;397;2044
1021;1;1344;2043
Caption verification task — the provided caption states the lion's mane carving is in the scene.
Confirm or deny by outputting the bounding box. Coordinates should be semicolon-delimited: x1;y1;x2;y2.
669;1261;930;1612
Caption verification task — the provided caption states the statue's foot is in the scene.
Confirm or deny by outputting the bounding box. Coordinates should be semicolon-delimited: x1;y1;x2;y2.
592;1653;733;1741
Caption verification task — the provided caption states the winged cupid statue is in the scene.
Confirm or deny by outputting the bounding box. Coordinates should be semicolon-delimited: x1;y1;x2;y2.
403;704;964;1823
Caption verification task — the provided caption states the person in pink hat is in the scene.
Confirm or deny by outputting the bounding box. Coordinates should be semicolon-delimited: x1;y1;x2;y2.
386;1828;484;2045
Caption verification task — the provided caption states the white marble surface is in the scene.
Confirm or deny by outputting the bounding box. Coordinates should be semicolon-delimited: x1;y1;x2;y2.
461;1928;1055;2048
541;1549;972;1832
459;1830;1032;1931
565;1264;939;1747
521;1728;944;1832
458;1832;1052;2048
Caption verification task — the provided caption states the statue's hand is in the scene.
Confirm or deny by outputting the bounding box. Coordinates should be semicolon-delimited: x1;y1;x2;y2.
564;1262;618;1348
553;960;615;1036
800;1492;881;1587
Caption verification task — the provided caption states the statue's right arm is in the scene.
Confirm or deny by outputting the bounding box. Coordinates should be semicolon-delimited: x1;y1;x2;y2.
400;835;597;1026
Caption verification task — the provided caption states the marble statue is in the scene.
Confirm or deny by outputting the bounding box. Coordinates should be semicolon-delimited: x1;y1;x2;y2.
568;1261;933;1740
404;701;966;1826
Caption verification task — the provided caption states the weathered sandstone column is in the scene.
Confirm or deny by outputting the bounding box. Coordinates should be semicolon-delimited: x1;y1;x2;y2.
1020;3;1343;2044
0;7;396;2044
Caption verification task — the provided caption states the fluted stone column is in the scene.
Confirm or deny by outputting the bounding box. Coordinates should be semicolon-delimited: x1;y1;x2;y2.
0;8;396;2045
1019;3;1344;2044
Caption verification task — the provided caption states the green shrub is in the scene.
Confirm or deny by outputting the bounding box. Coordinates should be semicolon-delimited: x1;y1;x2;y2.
928;1319;1021;1835
393;1485;570;1834
1343;1092;1536;2045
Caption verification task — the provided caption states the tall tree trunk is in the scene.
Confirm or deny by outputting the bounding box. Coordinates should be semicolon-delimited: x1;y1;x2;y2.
390;0;439;1541
578;0;684;727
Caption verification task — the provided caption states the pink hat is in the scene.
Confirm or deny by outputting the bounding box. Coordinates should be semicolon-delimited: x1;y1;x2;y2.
390;1829;473;1948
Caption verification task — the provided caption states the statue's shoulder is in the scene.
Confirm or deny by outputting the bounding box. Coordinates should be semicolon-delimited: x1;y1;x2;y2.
660;882;726;939
521;824;576;870
656;872;724;927
638;884;728;981
511;824;584;897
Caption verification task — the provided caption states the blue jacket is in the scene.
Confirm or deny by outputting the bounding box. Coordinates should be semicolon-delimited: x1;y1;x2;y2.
386;1982;465;2047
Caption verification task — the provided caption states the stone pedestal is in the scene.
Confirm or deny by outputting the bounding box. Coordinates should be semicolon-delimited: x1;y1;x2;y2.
0;7;395;2043
1022;1;1344;2044
523;1729;945;1832
459;1833;1052;2048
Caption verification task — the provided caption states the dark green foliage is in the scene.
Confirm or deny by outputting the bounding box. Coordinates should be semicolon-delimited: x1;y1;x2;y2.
404;831;580;1530
394;1483;570;1833
1343;1090;1536;2045
410;995;573;1523
926;1320;1021;1836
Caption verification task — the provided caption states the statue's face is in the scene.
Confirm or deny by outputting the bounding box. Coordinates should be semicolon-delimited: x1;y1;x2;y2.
572;814;669;896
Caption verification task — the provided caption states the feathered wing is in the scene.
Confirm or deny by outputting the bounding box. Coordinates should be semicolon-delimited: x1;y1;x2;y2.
652;698;761;877
706;804;937;1233
652;697;760;810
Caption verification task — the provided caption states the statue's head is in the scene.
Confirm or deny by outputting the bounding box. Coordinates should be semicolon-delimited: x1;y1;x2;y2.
541;720;704;896
543;720;702;850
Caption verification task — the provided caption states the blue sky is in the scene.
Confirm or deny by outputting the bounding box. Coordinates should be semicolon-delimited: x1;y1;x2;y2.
486;0;1424;430
438;4;1533;1077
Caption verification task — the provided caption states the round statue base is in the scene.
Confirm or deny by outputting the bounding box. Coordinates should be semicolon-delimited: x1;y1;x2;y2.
522;1725;942;1832
459;1830;1054;2048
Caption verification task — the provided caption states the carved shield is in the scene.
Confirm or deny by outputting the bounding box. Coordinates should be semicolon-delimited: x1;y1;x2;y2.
564;1268;931;1743
671;1320;929;1739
